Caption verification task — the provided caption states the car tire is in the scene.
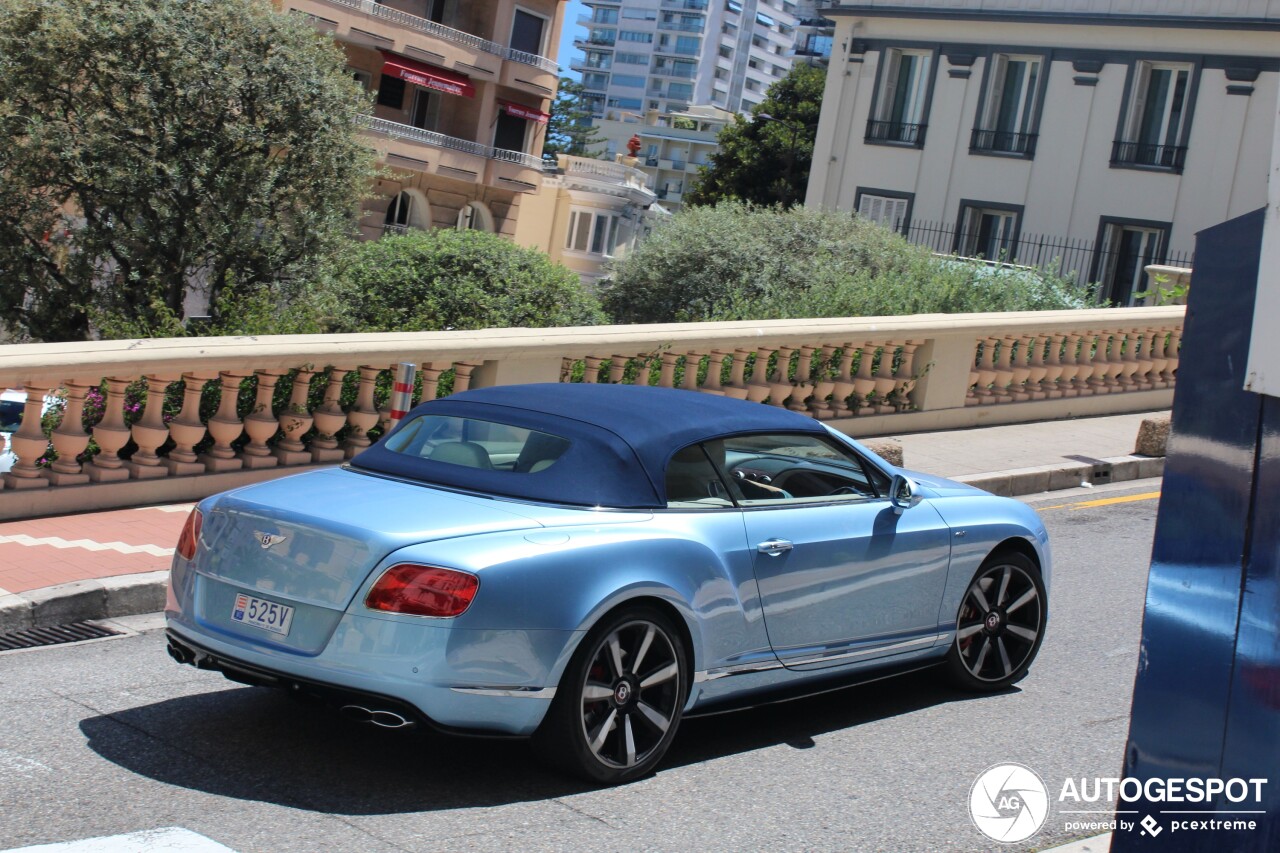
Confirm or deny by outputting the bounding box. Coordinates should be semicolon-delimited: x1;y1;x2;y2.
944;551;1047;692
533;604;688;785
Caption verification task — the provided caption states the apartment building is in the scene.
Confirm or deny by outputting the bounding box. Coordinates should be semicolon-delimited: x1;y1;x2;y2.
791;0;834;67
808;1;1280;304
278;0;565;238
590;104;735;208
573;0;800;118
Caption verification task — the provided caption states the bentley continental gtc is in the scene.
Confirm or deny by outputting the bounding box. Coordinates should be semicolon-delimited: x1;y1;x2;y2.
165;383;1050;784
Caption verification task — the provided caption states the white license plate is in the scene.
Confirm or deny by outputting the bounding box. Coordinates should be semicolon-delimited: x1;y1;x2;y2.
231;593;295;636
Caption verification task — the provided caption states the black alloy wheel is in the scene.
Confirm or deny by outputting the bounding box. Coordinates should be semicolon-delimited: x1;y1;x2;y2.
945;551;1047;691
534;605;687;784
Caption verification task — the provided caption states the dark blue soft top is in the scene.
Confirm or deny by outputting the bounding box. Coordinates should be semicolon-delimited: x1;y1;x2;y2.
350;383;826;508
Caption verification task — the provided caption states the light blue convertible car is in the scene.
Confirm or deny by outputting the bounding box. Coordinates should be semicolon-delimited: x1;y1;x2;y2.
165;383;1050;783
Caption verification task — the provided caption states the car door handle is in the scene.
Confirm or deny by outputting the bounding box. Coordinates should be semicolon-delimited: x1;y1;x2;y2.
756;538;793;556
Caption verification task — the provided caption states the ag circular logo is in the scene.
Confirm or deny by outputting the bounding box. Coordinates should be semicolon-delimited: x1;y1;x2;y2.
969;763;1050;843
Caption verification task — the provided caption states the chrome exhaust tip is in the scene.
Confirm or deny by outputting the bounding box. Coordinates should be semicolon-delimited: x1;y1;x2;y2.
340;704;416;730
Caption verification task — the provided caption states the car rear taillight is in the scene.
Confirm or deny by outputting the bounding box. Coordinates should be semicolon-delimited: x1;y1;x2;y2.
176;508;203;561
365;565;479;618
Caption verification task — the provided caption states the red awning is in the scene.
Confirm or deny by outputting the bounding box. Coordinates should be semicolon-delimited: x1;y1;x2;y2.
379;51;474;98
500;101;550;124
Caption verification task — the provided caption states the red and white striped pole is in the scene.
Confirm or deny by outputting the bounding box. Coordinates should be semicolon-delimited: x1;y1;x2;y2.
389;362;417;424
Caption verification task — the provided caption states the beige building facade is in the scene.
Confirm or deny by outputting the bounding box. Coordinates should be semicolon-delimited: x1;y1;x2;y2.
515;154;661;284
808;2;1280;304
278;0;566;238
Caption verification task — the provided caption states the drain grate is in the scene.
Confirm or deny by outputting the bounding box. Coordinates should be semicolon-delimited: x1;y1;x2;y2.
0;621;124;652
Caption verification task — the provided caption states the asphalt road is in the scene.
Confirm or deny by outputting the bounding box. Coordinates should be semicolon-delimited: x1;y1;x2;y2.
0;481;1161;853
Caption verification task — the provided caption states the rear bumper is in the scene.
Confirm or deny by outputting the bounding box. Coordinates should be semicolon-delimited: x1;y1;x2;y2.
164;617;568;737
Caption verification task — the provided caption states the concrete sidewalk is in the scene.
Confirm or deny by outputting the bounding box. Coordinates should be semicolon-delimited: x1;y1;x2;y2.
0;410;1167;633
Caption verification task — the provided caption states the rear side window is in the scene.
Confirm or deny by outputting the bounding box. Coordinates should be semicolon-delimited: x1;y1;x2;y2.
385;415;570;473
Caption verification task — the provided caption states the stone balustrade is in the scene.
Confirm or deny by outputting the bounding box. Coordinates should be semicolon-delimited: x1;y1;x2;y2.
0;307;1183;519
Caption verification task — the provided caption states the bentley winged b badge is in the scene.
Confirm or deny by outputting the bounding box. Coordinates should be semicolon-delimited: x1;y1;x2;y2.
254;531;288;550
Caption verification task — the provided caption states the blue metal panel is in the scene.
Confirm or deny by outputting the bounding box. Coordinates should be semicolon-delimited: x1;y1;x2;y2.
1114;210;1272;851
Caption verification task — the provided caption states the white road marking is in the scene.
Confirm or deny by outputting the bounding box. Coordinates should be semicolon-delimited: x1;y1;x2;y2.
0;534;173;557
132;504;196;513
0;828;236;852
0;749;51;777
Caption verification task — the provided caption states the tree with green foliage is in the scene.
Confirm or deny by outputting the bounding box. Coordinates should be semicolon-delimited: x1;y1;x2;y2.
325;229;605;333
601;202;1092;324
543;77;605;159
0;0;374;342
685;64;826;208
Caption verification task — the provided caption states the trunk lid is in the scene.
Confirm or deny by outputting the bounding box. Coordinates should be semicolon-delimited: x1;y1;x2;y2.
192;468;543;653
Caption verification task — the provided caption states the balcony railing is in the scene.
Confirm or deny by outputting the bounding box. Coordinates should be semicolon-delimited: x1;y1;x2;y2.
319;0;504;55
970;129;1038;157
491;147;546;170
657;20;705;32
651;65;697;79
662;0;708;8
364;116;490;158
316;0;559;74
1111;140;1188;173
363;117;541;169
0;308;1184;519
865;119;927;147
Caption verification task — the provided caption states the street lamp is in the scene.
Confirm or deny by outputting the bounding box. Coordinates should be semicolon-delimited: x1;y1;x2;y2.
755;112;816;207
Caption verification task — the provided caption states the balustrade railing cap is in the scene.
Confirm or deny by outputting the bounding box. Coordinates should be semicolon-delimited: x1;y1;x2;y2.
0;307;1184;389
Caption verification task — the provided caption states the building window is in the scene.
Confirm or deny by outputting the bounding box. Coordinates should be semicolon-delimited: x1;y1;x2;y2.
1113;61;1194;172
718;44;733;59
611;74;647;89
854;189;912;233
1094;219;1170;305
376;74;406;109
566;209;622;256
510;8;548;56
409;89;440;131
582;72;609;91
620;30;654;43
972;54;1043;157
457;201;493;232
493;112;528;152
954;201;1023;261
668;82;693;101
866;48;933;147
383;191;428;235
674;35;700;55
350;69;373;92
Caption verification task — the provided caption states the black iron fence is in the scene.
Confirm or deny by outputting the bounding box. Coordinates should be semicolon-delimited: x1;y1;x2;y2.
1111;140;1188;172
898;219;1194;295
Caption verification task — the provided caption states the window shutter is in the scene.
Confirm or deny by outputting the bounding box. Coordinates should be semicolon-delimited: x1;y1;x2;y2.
1126;62;1151;141
879;49;902;121
887;198;908;231
984;54;1009;129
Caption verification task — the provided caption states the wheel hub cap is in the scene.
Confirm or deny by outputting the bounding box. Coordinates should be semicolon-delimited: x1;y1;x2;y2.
614;681;632;705
985;611;1002;632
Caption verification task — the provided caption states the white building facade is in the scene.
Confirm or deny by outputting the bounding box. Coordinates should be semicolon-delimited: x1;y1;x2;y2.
573;0;801;118
807;1;1280;304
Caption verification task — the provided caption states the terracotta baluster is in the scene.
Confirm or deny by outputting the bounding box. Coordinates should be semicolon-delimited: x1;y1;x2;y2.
853;342;879;414
44;381;92;486
125;376;176;479
274;369;315;466
680;353;702;392
721;349;751;399
419;363;445;401
1041;334;1066;399
452;362;478;393
809;345;838;419
873;342;899;413
310;368;349;464
240;371;282;469
87;378;134;481
344;366;382;458
894;341;922;411
991;336;1016;403
166;373;214;475
789;345;815;412
701;352;728;396
1025;336;1048;401
658;351;680;388
608;356;628;385
768;347;797;409
975;338;1000;405
1162;329;1182;385
745;347;773;403
582;356;605;384
1008;335;1033;402
3;385;52;489
831;345;857;415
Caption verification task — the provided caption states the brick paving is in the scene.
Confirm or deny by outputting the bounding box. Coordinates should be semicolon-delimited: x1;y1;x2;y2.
0;504;190;594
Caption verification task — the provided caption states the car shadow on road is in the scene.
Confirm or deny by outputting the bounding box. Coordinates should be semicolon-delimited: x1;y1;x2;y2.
79;669;1012;815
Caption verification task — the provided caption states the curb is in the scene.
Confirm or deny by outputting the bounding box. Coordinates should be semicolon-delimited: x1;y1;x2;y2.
954;454;1164;497
0;571;168;634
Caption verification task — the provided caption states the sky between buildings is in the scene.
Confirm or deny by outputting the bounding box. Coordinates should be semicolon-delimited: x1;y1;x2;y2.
556;0;587;81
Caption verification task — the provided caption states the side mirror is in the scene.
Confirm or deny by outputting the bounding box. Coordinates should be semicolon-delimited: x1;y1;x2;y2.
889;474;922;512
